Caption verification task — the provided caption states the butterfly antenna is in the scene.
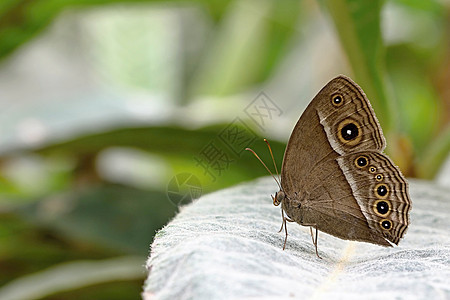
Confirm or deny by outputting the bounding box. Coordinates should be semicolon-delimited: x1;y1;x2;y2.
245;147;281;189
264;139;281;182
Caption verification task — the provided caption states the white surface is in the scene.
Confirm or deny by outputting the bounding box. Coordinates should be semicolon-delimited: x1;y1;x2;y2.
144;177;450;299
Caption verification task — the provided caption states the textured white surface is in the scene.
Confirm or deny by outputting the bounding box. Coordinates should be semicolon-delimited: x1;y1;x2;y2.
144;177;450;299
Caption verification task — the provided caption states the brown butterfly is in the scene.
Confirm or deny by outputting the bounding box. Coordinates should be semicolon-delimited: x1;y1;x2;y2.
247;75;411;258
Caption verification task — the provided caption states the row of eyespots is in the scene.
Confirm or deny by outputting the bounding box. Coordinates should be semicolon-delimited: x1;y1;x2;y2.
354;155;393;231
333;95;394;231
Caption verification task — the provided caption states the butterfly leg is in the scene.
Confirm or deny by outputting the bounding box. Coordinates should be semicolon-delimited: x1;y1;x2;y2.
279;209;294;250
309;226;322;259
278;208;295;232
278;209;285;233
282;217;288;250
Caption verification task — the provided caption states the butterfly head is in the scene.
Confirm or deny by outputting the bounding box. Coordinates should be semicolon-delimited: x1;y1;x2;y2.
273;190;285;206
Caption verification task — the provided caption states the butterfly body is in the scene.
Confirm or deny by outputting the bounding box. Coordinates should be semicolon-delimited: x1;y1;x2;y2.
275;75;411;249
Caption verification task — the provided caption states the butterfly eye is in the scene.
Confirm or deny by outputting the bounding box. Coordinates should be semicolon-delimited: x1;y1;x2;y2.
331;94;344;106
380;219;392;230
354;156;369;168
374;183;389;199
273;191;285;206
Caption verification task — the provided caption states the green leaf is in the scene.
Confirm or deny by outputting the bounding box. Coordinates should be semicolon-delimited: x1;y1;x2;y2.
0;256;144;300
320;0;395;135
387;44;443;155
190;0;302;96
389;0;443;12
0;213;120;287
17;185;177;255
0;0;231;61
33;125;286;193
417;124;450;179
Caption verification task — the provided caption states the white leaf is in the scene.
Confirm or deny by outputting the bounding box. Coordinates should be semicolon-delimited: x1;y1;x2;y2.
144;177;450;299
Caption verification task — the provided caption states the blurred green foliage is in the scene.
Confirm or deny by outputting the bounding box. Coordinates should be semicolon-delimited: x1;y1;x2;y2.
0;0;449;299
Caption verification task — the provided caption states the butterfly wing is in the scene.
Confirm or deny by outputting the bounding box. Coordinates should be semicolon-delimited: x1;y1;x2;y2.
281;75;385;193
281;75;410;245
336;151;411;244
298;154;393;246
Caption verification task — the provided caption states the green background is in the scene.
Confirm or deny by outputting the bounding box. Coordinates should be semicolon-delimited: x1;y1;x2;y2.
0;0;449;299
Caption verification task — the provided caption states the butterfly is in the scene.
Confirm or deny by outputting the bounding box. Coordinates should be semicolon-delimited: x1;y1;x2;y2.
247;75;411;258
